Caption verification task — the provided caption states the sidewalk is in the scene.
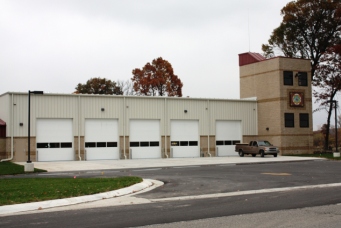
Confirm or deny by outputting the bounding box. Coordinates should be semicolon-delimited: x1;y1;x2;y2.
15;156;324;172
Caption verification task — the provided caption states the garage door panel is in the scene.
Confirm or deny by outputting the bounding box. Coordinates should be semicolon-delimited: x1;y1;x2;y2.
131;147;160;159
172;146;200;158
130;120;159;141
86;148;118;160
37;148;74;162
171;120;198;141
36;119;74;162
37;119;73;142
216;120;241;157
171;120;199;158
85;119;118;142
129;120;161;159
85;119;119;160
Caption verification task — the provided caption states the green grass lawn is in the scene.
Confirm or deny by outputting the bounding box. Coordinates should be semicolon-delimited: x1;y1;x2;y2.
0;161;47;175
286;153;341;160
0;176;143;206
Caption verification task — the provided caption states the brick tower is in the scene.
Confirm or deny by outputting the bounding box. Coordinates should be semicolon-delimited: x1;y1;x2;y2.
239;52;313;155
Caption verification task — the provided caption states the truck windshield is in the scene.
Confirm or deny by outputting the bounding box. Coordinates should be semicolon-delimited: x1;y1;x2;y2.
258;141;272;146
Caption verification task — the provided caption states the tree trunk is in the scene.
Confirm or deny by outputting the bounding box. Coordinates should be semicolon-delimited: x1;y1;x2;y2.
324;100;334;151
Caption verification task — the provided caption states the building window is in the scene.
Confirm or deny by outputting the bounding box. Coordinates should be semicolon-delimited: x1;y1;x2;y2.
300;113;309;128
285;113;294;127
298;72;308;86
284;71;293;85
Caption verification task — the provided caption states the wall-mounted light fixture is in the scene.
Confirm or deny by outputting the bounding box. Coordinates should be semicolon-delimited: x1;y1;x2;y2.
266;127;269;131
19;123;23;126
101;108;105;112
184;110;188;113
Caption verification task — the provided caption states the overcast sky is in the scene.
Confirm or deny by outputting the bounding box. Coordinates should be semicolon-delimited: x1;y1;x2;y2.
0;0;340;130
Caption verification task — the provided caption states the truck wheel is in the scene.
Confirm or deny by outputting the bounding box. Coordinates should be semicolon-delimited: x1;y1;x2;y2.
260;150;265;157
252;154;256;157
238;150;244;157
274;154;277;157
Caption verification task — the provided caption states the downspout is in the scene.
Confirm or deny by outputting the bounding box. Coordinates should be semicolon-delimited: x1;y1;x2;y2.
78;95;81;161
1;93;14;162
207;99;211;157
164;97;168;158
123;97;127;159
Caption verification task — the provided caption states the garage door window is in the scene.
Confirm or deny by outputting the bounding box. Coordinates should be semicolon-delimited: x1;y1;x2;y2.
171;141;179;146
216;141;224;145
140;142;150;147
86;142;117;148
61;142;72;148
97;142;106;147
107;142;117;147
130;142;139;147
172;141;198;146
150;141;160;147
130;141;160;147
180;141;189;146
49;143;60;148
37;142;72;148
189;141;198;146
85;142;96;148
216;140;240;146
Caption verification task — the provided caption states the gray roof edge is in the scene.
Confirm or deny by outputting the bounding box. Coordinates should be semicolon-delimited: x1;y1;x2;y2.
0;91;257;103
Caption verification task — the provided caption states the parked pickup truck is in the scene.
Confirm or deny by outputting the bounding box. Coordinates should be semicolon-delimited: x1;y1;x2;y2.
235;140;279;157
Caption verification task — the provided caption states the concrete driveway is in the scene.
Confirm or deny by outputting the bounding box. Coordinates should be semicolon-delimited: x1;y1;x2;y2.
15;156;323;172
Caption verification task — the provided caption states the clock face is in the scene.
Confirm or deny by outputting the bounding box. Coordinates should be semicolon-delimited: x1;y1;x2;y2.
290;92;304;107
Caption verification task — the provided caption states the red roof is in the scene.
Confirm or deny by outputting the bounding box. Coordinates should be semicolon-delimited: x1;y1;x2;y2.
239;52;266;66
0;119;6;126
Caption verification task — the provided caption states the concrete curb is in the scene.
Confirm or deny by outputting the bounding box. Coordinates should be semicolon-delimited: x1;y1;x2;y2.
0;179;158;215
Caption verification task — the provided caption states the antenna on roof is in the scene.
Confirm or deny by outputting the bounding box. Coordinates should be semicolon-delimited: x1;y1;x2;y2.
248;8;250;52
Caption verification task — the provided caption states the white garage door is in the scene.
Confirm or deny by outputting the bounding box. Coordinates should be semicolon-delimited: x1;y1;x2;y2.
130;120;161;159
171;120;199;158
85;119;119;160
36;119;74;162
216;120;242;156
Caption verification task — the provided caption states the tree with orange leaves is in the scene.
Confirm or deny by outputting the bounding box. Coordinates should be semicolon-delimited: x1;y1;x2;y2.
131;57;183;97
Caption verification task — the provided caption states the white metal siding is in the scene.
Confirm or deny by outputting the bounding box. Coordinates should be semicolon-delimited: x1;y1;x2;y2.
6;93;258;138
